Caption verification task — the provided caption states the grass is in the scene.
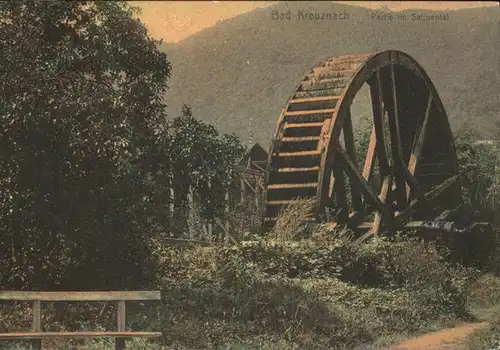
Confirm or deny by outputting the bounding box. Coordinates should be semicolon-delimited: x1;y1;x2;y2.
463;274;500;349
0;199;498;350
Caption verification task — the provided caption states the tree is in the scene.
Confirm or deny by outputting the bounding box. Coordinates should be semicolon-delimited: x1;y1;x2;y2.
168;105;246;236
0;0;170;289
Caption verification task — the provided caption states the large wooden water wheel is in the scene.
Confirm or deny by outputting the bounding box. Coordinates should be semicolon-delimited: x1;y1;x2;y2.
263;50;462;237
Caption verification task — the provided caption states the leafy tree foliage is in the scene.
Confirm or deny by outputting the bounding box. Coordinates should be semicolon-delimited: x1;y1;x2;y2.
0;1;165;290
454;123;500;222
0;1;246;290
167;105;245;234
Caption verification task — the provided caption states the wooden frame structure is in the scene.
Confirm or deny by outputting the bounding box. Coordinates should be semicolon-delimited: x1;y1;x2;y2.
0;291;162;350
239;143;268;204
263;50;461;237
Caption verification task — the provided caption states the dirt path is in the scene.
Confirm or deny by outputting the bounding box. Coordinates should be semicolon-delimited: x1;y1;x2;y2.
389;322;490;349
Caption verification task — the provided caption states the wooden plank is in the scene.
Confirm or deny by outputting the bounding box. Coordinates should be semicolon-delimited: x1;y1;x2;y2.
116;300;126;350
284;122;324;128
343;110;363;212
214;217;239;246
284;108;336;116
276;150;321;157
288;95;341;104
267;183;317;189
0;332;162;339
0;291;161;301
387;55;407;209
281;136;320;142
362;126;377;180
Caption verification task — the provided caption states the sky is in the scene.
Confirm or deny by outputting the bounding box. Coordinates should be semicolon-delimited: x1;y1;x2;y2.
132;1;498;43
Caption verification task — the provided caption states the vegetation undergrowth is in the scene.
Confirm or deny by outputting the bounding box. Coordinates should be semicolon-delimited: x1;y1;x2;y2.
0;200;477;350
463;274;500;349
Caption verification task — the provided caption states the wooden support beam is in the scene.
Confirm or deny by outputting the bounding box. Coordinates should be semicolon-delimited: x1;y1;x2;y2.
214;217;239;246
346;210;365;229
369;68;393;228
386;55;408;209
369;68;390;175
372;174;393;235
337;146;391;218
395;174;461;223
425;174;461;201
242;178;259;195
332;163;349;223
343;110;363;212
406;94;433;199
402;166;425;200
409;94;433;175
362;125;377;180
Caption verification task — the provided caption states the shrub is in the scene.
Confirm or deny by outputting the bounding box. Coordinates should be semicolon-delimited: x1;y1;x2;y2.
146;223;475;349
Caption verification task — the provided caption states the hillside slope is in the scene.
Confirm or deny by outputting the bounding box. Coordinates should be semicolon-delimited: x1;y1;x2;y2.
162;2;499;146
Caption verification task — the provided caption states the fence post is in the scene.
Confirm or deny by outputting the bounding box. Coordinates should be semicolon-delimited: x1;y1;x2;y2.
31;300;42;350
115;300;126;350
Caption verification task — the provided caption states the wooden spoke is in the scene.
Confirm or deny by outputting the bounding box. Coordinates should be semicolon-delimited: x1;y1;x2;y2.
372;174;393;234
332;163;349;223
342;109;363;212
362;125;377;180
385;55;408;209
395;174;461;222
425;174;460;201
337;146;391;218
328;171;335;199
409;94;433;175
402;167;424;199
370;68;390;176
406;94;433;199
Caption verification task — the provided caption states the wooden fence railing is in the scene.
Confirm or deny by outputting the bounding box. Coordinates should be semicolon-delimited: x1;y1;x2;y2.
0;291;162;350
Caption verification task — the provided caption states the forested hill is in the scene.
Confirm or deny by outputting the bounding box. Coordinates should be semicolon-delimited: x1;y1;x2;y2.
161;2;499;146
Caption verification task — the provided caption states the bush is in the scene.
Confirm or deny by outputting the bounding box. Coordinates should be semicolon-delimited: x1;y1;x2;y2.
145;223;475;349
0;226;477;350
